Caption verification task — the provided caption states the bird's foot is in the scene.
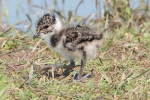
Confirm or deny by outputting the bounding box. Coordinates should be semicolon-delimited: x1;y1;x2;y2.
39;64;79;79
72;69;93;82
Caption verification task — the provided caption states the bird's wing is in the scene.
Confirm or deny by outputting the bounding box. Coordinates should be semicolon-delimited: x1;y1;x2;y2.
62;25;103;51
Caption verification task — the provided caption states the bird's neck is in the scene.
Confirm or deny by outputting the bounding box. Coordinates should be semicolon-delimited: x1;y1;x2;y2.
50;31;63;48
49;17;63;47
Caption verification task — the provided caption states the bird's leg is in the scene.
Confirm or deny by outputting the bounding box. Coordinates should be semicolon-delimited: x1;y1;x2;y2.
78;51;87;80
51;61;75;79
66;60;75;69
62;60;75;76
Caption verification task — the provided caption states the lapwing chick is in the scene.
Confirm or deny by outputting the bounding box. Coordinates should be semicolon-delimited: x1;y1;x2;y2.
34;14;103;80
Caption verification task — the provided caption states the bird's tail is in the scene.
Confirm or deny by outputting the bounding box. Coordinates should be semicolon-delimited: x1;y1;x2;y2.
98;27;108;40
97;27;108;47
99;27;109;36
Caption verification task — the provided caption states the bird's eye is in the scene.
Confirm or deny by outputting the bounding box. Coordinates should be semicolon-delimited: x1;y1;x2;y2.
43;25;49;29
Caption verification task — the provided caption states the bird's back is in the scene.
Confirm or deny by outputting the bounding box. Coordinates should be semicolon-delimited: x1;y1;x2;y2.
58;25;103;60
61;25;103;51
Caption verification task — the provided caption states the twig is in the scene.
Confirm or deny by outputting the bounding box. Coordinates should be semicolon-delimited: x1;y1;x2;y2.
15;20;28;25
31;46;48;61
31;38;42;53
0;48;23;56
26;14;32;22
0;28;12;36
74;0;83;15
32;5;65;19
146;13;150;20
132;68;150;79
28;64;34;85
26;14;32;31
69;0;83;25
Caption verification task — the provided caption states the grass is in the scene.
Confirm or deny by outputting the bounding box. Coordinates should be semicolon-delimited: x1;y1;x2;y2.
0;23;150;100
0;0;150;99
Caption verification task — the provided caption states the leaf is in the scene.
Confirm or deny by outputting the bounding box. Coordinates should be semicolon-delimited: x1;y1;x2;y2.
28;65;34;85
125;7;131;15
102;72;112;84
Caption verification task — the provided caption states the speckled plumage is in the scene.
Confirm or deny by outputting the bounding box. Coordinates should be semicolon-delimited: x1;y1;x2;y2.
34;14;103;80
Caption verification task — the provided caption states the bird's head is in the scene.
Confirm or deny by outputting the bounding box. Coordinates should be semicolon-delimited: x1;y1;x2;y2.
33;14;62;39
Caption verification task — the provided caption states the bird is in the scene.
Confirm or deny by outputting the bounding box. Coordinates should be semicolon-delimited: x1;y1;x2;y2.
33;14;103;80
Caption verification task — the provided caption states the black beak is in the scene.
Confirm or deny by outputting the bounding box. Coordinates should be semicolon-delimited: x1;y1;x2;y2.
33;32;40;39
